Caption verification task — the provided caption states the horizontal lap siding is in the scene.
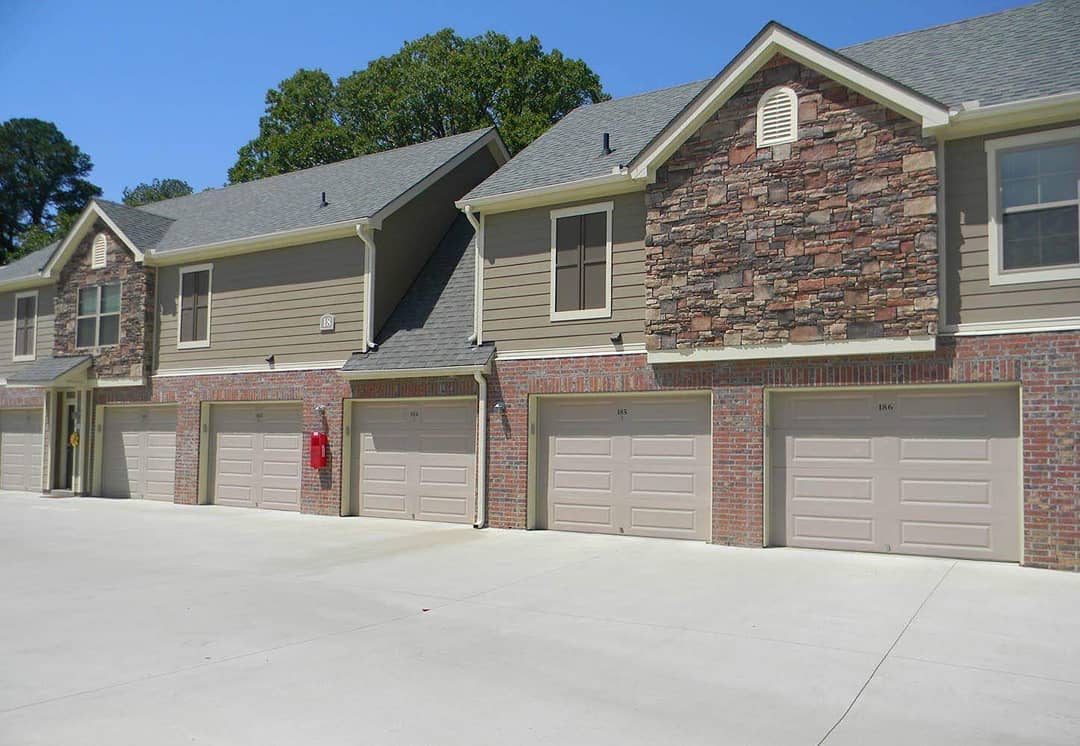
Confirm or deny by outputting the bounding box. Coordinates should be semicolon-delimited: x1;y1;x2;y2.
155;236;365;371
483;192;647;352
0;287;55;380
944;122;1080;327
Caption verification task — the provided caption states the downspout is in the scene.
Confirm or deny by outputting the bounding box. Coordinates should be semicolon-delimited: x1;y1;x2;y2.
356;223;377;351
463;206;481;345
473;369;487;528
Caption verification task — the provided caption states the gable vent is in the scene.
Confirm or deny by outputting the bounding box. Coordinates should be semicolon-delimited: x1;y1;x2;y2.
756;87;798;148
91;233;108;269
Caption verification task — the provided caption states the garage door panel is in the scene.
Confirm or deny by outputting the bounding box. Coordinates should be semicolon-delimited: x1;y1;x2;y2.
1;409;43;493
101;407;176;501
772;387;1020;562
540;394;712;540
210;404;301;511
353;400;476;524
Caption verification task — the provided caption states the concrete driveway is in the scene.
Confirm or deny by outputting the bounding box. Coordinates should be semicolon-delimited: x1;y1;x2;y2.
0;492;1077;745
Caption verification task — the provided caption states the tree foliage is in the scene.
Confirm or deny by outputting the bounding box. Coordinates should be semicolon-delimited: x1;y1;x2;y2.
0;118;101;261
122;177;194;206
229;30;607;183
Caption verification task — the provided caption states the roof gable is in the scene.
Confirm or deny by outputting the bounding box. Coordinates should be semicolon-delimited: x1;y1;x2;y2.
629;22;950;181
42;200;148;277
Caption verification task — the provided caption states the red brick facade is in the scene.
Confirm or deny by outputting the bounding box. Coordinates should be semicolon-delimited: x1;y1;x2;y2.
94;371;476;515
645;55;939;350
485;331;1079;571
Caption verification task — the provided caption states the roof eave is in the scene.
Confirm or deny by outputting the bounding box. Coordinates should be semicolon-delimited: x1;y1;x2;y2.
941;90;1080;139
337;361;492;380
456;170;640;215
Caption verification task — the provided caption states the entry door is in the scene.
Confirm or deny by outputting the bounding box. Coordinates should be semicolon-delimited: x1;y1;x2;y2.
101;406;177;500
210;404;302;511
538;394;712;540
0;408;43;492
770;387;1021;561
352;400;476;523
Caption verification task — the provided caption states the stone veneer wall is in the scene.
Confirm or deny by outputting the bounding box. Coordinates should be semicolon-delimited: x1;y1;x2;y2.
54;223;155;380
645;55;939;350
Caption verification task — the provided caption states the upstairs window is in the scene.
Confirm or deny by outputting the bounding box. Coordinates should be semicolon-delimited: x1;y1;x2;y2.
91;233;108;269
13;291;37;361
76;283;121;348
987;126;1080;285
756;87;798;148
550;202;613;321
178;265;212;348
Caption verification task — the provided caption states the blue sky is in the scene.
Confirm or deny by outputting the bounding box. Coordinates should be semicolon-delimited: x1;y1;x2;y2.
1;0;1021;201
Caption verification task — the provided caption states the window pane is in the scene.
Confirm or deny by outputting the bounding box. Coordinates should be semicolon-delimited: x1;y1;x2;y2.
1003;206;1079;270
555;216;580;268
16;296;34;324
76;317;97;347
582;262;606;310
554;265;580;312
180;309;195;342
1037;143;1078;175
77;287;97;316
1040;172;1078;203
1002;178;1038;209
101;284;121;314
1001;142;1079;208
582;212;607;264
1000;148;1038;181
98;315;120;346
194;307;209;340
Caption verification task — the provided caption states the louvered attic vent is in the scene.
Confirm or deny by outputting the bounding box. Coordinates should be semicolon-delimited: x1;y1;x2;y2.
91;233;108;269
756;87;798;148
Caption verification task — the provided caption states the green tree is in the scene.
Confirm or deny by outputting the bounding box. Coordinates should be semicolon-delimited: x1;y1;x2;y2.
228;30;607;183
0;118;101;261
122;177;194;206
228;69;355;184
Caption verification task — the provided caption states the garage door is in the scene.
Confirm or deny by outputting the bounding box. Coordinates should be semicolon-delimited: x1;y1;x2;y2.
770;387;1020;561
0;408;43;492
352;399;476;523
538;394;712;540
100;406;177;500
210;404;302;511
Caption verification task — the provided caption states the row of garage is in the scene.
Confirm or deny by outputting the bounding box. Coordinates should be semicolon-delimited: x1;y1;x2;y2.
0;384;1022;562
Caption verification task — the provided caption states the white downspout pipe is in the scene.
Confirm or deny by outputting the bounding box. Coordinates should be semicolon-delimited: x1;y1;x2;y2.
463;205;480;345
473;370;487;528
356;223;377;351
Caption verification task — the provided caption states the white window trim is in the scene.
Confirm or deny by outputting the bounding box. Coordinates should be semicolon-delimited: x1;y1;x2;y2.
756;86;798;148
12;290;38;362
985;124;1080;286
91;232;108;269
548;201;614;322
177;263;213;350
75;282;122;349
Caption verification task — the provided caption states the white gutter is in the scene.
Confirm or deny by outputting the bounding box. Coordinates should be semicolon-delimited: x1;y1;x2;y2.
463;206;481;344
473;370;488;529
455;169;638;215
337;363;490;380
356;222;377;351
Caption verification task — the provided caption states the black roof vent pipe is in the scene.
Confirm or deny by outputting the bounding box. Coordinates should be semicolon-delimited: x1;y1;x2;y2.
602;132;612;156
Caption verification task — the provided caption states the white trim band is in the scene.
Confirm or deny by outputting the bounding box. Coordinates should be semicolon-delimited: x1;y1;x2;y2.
153;360;346;378
943;317;1080;336
495;343;646;361
647;336;936;364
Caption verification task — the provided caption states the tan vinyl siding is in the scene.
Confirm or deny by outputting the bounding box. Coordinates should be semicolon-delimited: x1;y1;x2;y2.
373;146;499;332
0;286;55;380
155;236;364;371
944;121;1080;327
483;192;647;352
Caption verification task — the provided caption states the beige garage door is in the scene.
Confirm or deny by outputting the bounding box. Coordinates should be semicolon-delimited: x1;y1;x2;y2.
210;404;302;511
100;406;177;500
538;394;712;540
352;399;476;523
770;387;1020;561
0;408;43;492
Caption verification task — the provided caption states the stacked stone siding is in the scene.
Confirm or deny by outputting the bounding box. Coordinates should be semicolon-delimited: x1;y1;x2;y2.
486;332;1079;572
645;55;939;350
53;223;155;380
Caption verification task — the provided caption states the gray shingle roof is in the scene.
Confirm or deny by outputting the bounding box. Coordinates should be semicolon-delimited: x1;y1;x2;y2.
6;355;90;385
140;128;494;253
96;200;175;251
0;243;57;284
342;214;493;374
463;80;709;201
842;0;1080;108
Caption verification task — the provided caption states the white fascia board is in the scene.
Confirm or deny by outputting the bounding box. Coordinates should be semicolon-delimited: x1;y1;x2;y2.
145;220;360;266
647;336;937;364
337;364;490;380
629;24;950;181
942;91;1080;140
152;360;347;378
455;171;640;215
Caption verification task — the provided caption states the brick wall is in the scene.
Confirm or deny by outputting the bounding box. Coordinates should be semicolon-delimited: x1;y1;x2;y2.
94;370;476;516
54;223;155;380
487;331;1079;571
645;55;939;350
